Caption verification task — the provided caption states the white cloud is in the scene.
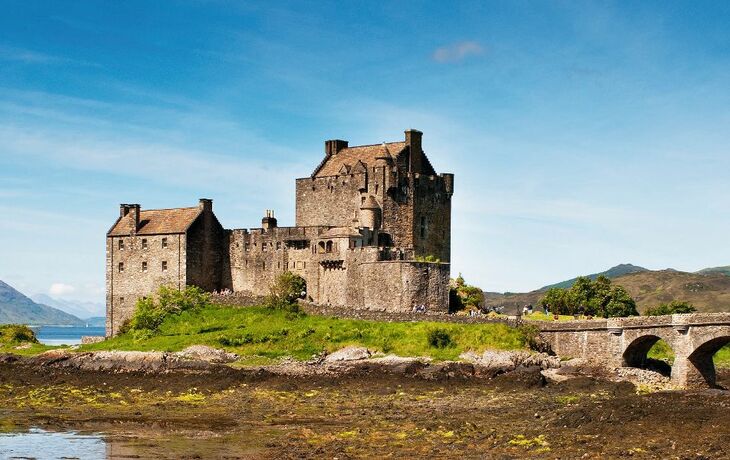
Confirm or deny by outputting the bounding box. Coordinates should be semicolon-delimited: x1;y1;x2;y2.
432;41;484;63
49;283;76;296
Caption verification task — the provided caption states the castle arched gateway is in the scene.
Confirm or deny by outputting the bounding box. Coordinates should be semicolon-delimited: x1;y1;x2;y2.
539;313;730;389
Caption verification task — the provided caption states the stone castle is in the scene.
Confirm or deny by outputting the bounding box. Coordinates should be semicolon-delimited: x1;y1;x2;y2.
106;129;454;336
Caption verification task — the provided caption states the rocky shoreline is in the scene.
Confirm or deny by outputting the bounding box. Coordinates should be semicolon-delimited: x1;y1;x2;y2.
0;346;688;391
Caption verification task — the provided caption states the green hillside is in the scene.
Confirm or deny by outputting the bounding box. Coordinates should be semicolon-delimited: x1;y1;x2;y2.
0;280;85;326
697;266;730;277
541;263;649;290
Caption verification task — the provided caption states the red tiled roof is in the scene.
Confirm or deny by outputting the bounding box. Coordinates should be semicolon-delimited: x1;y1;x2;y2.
107;207;202;236
314;142;406;177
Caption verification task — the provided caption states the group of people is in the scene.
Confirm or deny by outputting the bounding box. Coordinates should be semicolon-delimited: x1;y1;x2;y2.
411;304;427;313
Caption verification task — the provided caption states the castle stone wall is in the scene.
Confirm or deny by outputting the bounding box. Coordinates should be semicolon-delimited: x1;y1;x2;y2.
360;261;450;312
106;233;186;335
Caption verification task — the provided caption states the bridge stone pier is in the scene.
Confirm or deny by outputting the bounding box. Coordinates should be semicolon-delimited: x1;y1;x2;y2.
538;313;730;389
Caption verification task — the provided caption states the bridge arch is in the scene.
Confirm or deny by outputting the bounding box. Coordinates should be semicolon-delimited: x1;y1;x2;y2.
685;335;730;388
622;334;675;375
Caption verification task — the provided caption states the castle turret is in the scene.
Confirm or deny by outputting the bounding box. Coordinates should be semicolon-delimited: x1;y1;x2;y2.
359;195;380;230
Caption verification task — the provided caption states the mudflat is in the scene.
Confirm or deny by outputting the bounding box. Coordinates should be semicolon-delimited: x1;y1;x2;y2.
0;357;728;459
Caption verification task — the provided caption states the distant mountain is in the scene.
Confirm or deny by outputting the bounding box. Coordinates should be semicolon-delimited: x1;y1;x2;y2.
484;265;730;315
697;266;730;277
0;280;85;326
541;264;649;290
84;316;106;328
31;294;105;319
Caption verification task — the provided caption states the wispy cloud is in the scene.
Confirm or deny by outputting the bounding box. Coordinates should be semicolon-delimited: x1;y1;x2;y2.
49;282;76;296
0;44;99;67
432;41;484;63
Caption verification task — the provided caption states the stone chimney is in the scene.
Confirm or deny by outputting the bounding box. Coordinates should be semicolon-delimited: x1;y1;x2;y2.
119;203;141;233
325;139;348;156
405;129;423;173
198;198;213;213
262;209;278;230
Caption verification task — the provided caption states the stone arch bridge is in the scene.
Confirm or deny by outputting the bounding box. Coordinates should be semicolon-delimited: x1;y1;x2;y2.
538;313;730;389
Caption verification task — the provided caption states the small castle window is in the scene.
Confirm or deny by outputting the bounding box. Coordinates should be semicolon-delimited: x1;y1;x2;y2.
142;261;147;272
118;262;124;273
262;243;267;252
325;241;333;253
141;239;148;250
118;239;124;250
161;238;168;249
245;259;248;267
276;241;281;250
262;262;266;270
119;296;124;304
303;262;306;269
162;261;168;272
277;261;281;269
245;243;250;251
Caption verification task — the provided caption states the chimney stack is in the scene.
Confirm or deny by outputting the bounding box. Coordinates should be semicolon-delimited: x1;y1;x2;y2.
119;203;141;233
198;198;213;213
325;139;348;156
262;209;278;230
405;129;423;173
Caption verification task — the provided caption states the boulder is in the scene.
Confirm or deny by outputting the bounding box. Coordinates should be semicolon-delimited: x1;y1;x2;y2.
324;346;372;362
176;345;239;364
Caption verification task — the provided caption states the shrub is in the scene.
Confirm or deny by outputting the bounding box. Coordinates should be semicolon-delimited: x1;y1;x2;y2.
127;285;209;332
415;255;441;263
0;324;38;343
645;300;697;316
265;271;306;314
427;328;454;348
449;273;485;312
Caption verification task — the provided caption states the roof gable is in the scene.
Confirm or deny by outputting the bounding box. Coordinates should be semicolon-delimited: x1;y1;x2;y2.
107;207;202;236
313;142;406;177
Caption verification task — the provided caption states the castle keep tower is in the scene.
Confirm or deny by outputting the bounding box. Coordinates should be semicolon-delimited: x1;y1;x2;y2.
296;129;454;262
106;130;454;336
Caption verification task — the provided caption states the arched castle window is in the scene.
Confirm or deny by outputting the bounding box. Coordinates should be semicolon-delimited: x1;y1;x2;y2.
326;241;333;253
318;242;326;253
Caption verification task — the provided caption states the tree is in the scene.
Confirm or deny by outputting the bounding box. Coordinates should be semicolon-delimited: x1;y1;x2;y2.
538;287;573;315
537;276;638;318
266;271;307;312
645;300;696;316
449;274;484;312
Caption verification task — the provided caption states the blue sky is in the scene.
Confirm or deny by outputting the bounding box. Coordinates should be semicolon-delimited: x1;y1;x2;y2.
1;1;729;305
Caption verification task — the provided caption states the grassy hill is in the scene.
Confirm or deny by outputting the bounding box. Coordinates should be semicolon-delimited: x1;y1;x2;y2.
0;280;85;326
697;265;730;277
485;266;730;314
541;263;648;290
81;304;529;362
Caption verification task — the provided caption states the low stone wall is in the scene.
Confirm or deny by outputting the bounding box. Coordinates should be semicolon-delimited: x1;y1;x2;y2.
298;302;522;327
209;292;265;308
81;336;106;344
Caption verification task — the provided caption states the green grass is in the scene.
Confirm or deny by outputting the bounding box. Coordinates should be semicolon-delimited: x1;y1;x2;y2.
81;304;530;362
647;340;730;368
522;312;576;322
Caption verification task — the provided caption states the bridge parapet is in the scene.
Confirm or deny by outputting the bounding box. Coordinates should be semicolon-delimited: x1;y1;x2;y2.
606;315;672;329
535;319;606;332
671;312;730;326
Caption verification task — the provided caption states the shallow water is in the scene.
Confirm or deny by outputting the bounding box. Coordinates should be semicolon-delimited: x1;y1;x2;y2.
0;428;106;459
33;326;105;345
